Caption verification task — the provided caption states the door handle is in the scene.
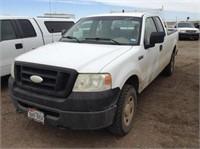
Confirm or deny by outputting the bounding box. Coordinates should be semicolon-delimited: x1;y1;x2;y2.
15;43;23;49
159;45;163;51
138;55;144;61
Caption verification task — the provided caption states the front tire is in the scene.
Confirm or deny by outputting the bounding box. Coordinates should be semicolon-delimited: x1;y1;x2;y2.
108;85;137;136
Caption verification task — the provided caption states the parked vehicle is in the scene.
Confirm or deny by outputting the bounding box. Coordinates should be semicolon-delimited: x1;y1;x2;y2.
174;22;199;40
0;16;74;77
9;12;178;136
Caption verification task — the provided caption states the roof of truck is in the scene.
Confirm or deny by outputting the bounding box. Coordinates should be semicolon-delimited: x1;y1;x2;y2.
0;15;33;19
87;12;156;18
0;15;74;21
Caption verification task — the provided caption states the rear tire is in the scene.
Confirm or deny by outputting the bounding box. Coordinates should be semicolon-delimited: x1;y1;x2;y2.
163;52;175;76
108;85;137;136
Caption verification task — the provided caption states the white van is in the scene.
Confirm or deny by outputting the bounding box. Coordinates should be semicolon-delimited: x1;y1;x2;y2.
0;16;74;77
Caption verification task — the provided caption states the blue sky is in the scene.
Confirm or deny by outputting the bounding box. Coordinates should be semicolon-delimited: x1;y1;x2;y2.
0;0;199;22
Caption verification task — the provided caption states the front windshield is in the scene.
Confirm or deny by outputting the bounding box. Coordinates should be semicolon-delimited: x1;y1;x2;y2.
61;16;142;45
178;22;195;28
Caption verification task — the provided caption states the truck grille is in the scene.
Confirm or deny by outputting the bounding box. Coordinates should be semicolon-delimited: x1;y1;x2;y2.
186;30;196;33
14;62;78;97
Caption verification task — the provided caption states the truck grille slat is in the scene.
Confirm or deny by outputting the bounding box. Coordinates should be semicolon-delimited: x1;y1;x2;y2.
186;30;196;33
21;73;57;85
21;78;56;88
21;69;57;80
23;81;55;91
15;62;78;97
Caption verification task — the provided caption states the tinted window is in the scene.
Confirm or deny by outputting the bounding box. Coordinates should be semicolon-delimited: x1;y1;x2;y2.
44;21;74;33
111;20;140;43
1;20;17;41
178;22;195;28
18;19;36;38
145;17;157;45
154;17;165;33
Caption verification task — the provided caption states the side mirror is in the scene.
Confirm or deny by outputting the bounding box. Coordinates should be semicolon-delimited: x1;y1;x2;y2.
194;23;199;29
145;32;165;49
61;29;67;37
150;32;165;44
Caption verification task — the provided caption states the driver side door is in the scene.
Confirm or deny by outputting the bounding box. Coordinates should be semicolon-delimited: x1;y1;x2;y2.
139;17;161;88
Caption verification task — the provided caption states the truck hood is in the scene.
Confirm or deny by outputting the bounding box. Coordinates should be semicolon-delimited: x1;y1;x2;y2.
16;42;132;73
178;27;199;32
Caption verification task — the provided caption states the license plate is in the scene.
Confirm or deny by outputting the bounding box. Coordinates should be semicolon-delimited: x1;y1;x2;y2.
28;108;44;124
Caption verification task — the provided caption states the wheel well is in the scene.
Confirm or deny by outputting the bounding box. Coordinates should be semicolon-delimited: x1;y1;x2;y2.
125;75;139;93
173;46;177;54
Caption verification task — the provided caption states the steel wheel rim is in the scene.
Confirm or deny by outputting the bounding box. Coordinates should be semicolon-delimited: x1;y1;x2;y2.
123;96;134;127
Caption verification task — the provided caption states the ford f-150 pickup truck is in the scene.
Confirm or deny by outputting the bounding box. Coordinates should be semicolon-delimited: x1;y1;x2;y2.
9;12;178;136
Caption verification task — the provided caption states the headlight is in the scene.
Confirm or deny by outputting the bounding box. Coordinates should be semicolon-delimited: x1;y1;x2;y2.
179;30;186;33
11;62;15;78
73;74;111;92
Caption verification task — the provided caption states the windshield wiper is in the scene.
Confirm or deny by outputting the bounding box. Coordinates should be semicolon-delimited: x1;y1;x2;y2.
85;37;121;45
62;36;80;43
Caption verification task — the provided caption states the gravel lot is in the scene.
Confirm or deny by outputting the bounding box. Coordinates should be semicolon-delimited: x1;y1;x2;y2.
1;40;199;148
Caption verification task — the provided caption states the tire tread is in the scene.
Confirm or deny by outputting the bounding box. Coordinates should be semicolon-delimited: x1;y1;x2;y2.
108;85;136;136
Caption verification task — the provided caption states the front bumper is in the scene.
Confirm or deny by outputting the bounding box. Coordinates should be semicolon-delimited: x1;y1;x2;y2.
9;77;120;129
179;32;199;39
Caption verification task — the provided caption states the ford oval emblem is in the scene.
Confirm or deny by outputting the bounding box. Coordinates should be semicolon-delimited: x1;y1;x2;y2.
30;75;43;83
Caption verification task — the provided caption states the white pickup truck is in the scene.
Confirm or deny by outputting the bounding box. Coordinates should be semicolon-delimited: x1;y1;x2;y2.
9;12;178;136
0;16;74;77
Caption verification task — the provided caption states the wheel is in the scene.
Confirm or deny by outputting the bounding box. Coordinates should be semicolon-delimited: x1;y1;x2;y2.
108;84;137;136
163;52;175;76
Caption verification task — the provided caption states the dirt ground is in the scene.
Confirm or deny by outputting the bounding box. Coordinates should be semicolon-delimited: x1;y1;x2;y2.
1;40;199;148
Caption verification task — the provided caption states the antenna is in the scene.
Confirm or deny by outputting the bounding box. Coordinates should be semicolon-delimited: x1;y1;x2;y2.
161;6;169;29
49;0;54;43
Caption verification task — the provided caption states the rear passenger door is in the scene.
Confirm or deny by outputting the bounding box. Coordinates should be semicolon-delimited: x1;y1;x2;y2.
0;20;24;76
15;19;44;53
153;17;168;71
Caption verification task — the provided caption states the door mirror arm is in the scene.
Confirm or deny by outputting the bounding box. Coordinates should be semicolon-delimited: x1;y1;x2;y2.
144;43;155;49
61;29;67;37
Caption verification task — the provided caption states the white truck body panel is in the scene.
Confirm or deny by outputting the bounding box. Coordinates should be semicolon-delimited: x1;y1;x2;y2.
0;38;24;77
13;12;178;92
0;16;74;77
21;19;44;52
16;42;132;73
35;18;75;44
